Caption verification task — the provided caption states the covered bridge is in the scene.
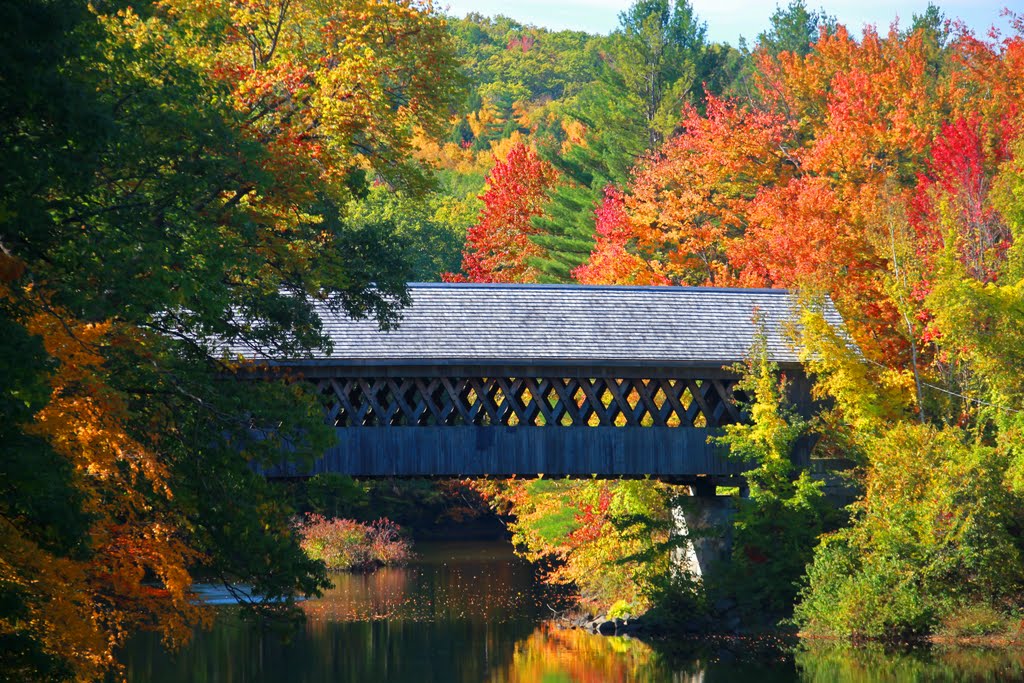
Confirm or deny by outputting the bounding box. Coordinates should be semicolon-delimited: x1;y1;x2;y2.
251;283;839;481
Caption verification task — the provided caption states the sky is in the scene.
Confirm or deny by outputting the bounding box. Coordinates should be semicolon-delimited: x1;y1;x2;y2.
439;0;1016;45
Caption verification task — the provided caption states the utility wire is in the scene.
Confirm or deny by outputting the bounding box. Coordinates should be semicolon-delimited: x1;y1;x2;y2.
863;357;1021;414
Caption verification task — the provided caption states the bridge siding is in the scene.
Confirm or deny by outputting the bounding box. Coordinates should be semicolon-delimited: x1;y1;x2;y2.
266;426;749;478
255;369;816;479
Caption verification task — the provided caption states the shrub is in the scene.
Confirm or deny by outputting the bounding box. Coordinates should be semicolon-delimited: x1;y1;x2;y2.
367;518;411;565
939;604;1011;638
711;328;830;620
794;424;1024;639
295;514;412;571
606;600;634;620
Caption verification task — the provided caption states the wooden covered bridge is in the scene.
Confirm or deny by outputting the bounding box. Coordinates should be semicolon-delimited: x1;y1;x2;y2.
247;283;839;482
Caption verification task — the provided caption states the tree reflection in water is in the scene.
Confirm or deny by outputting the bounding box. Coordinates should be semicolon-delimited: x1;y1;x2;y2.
120;542;1024;683
491;625;674;682
302;567;412;623
795;642;1024;682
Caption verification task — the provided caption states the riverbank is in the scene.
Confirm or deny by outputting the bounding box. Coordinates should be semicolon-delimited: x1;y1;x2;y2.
551;608;785;640
556;609;1024;652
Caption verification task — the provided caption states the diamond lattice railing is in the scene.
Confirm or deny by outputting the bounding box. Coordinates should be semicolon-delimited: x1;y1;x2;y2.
315;376;744;428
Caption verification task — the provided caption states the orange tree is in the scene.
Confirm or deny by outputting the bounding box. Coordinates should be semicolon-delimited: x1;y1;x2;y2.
578;23;1024;366
446;143;558;283
0;0;458;678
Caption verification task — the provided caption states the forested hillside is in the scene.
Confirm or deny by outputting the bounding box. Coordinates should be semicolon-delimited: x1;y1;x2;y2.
413;4;748;281
415;1;857;283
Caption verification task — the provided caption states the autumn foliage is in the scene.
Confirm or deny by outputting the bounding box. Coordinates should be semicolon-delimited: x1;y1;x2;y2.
0;282;208;679
1;0;458;678
466;16;1024;633
446;143;557;283
9;0;1024;667
625;98;791;286
574;23;1024;367
572;187;669;286
165;0;459;195
295;515;411;571
473;478;673;614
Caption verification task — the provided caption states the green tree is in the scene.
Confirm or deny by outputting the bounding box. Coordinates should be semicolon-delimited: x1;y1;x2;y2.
711;324;828;618
757;0;835;57
794;424;1023;639
0;0;459;677
531;91;646;282
346;187;470;281
612;0;707;148
529;0;708;282
907;3;949;48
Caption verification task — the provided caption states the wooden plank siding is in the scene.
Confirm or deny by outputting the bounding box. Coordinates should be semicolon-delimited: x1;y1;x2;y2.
263;426;748;478
254;366;817;479
255;367;819;479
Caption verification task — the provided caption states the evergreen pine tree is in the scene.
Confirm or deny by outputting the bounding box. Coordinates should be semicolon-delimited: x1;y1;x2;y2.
530;0;707;282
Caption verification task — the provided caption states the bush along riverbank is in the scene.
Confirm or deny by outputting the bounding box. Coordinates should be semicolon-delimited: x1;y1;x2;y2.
295;514;412;571
279;475;503;541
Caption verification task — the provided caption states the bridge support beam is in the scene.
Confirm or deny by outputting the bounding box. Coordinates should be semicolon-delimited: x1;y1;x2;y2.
670;486;736;580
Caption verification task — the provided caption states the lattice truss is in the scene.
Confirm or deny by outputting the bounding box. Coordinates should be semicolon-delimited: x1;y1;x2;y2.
314;376;746;428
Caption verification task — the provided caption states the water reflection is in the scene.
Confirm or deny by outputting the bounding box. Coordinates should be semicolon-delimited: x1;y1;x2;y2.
303;543;546;624
123;542;553;683
121;542;1024;682
492;625;673;682
795;642;1024;682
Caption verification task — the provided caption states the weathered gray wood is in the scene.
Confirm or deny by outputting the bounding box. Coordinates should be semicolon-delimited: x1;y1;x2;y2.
261;354;823;478
685;380;716;427
268;368;789;477
312;369;757;430
250;362;785;380
263;426;749;478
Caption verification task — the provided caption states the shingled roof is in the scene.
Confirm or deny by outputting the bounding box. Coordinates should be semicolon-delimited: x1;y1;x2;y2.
240;283;843;367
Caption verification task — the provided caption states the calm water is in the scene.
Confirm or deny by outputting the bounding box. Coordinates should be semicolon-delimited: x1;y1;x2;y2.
122;541;1024;682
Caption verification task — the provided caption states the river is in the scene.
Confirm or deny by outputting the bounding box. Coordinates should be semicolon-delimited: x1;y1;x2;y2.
121;540;1024;682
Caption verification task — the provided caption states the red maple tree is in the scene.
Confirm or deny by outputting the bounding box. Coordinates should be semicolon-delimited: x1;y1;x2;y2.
446;143;558;283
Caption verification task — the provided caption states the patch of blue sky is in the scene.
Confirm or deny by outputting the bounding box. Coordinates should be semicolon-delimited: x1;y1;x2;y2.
439;1;1016;45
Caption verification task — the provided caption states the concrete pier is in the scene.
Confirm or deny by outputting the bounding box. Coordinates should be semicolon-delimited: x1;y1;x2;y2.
671;486;737;579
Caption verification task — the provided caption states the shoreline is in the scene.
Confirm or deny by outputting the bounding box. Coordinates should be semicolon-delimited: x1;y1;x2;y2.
549;609;1024;650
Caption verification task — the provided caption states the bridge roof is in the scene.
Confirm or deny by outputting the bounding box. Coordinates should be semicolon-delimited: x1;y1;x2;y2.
245;283;843;368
